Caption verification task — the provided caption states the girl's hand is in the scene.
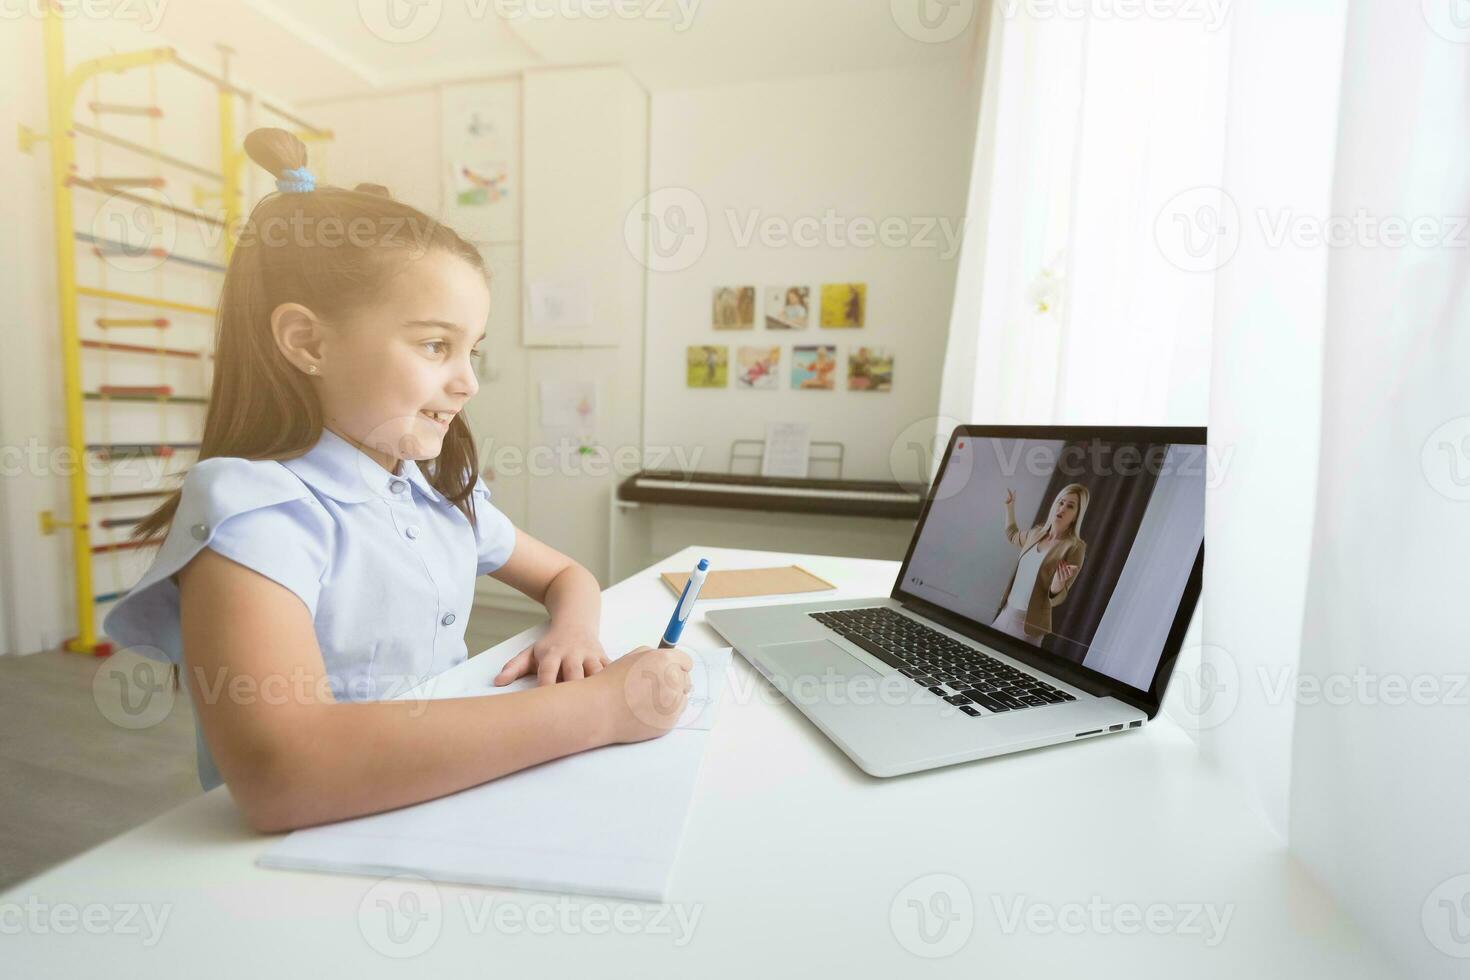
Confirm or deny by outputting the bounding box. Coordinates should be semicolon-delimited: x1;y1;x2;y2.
1050;561;1079;594
1004;488;1016;507
494;625;610;687
588;646;692;743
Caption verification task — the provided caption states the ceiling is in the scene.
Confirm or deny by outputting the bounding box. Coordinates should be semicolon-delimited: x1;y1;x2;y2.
148;0;982;102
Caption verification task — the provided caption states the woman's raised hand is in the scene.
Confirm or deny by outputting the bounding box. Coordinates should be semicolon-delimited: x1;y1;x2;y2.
1004;488;1016;507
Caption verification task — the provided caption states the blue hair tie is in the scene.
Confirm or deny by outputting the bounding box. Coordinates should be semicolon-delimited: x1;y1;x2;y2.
276;166;315;193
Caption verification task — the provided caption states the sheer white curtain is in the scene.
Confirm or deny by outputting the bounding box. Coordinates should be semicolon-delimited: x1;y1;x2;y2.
937;2;1228;432
1287;4;1470;976
942;0;1468;973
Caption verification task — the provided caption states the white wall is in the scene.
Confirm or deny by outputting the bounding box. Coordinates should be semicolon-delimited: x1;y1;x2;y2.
642;63;977;486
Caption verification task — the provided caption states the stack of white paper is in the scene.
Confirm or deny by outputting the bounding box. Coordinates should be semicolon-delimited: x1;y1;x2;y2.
257;647;733;902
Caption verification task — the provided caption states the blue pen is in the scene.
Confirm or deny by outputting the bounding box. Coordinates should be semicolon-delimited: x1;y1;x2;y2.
659;558;710;648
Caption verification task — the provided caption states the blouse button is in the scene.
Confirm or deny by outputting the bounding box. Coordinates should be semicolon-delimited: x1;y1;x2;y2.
441;613;456;627
189;522;208;541
390;480;407;494
405;525;420;540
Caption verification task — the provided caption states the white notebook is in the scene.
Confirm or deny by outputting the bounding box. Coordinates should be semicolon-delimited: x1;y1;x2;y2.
257;647;733;902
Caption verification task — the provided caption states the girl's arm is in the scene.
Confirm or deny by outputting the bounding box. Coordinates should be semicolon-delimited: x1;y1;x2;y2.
178;547;689;833
487;529;609;686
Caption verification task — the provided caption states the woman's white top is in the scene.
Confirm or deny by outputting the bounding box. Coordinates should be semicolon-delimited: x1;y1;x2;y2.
1006;540;1047;610
102;427;518;790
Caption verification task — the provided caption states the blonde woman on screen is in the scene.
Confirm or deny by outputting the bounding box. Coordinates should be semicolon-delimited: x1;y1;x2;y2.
990;483;1089;643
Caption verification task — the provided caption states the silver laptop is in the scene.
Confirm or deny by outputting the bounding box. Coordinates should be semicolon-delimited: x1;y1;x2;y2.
707;424;1206;777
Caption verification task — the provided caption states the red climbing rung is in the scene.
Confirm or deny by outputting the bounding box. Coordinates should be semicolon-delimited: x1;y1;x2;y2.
81;339;206;360
98;385;174;397
94;318;169;329
87;102;163;118
92;246;167;261
91;176;167;190
91;539;155;555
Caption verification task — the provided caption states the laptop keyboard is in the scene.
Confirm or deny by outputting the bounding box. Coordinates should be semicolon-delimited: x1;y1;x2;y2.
809;606;1077;717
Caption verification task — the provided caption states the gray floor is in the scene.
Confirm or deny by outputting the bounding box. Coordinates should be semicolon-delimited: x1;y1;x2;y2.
0;607;541;893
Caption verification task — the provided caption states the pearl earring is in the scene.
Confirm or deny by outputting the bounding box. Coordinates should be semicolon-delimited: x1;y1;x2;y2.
307;365;318;375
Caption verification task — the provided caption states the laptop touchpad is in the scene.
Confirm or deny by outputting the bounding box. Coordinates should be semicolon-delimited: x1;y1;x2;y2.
757;639;884;679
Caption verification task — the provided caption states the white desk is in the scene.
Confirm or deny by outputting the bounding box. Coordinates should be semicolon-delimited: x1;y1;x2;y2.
4;546;1394;978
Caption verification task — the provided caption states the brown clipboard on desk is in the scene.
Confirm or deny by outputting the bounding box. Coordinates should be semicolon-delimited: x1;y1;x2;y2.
659;565;837;600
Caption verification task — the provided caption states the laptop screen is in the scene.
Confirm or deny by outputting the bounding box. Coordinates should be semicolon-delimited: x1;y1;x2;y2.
896;432;1206;692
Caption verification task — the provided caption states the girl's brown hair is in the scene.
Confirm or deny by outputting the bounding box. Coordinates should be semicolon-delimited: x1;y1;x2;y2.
130;128;487;543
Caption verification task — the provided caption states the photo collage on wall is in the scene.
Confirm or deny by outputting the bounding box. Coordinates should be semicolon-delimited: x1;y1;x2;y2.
687;282;892;392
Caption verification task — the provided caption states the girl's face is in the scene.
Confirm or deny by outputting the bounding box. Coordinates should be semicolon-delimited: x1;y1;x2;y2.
315;249;490;474
1050;492;1080;534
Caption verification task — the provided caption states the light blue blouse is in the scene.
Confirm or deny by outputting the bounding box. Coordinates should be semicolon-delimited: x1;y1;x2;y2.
102;426;518;790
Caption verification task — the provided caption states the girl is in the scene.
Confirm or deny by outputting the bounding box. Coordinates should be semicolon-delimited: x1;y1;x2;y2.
103;129;691;833
990;483;1089;643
